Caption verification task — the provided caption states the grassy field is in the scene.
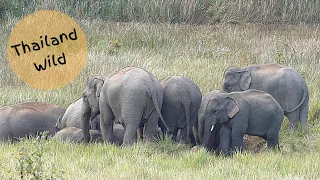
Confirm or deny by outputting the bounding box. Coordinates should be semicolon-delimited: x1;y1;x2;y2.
1;1;320;179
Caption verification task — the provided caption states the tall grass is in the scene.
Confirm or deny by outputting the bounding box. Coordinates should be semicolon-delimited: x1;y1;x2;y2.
0;1;320;179
1;0;320;24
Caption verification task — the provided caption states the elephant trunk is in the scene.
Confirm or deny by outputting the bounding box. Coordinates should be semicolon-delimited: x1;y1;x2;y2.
198;112;205;145
81;97;91;143
202;119;212;149
202;118;222;152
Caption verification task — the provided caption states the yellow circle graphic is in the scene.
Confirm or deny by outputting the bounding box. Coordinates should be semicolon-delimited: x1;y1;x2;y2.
7;10;87;90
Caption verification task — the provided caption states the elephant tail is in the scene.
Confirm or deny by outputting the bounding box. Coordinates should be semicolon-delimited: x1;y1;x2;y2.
284;80;309;114
184;101;191;144
149;78;169;131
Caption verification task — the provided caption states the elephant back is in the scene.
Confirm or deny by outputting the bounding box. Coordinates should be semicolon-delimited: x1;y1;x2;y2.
0;102;66;141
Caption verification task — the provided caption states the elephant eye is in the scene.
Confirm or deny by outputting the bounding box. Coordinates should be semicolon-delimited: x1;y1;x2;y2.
212;110;217;114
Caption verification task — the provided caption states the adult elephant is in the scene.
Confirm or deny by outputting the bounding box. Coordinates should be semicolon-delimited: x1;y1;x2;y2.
198;90;284;154
223;63;309;129
56;97;100;131
82;67;168;145
159;76;202;146
0;102;65;142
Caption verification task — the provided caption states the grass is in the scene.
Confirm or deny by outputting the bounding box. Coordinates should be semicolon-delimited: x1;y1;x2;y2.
1;0;320;24
1;1;320;178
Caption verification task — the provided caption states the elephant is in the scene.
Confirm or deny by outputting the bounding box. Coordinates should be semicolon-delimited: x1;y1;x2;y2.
56;97;100;131
222;63;309;129
53;124;125;144
53;127;103;143
198;89;284;154
81;67;168;145
198;90;225;151
0;102;66;142
158;76;202;146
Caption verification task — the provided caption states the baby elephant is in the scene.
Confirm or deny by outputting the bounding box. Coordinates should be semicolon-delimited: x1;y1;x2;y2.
53;124;124;145
53;127;102;143
198;89;284;154
56;97;100;131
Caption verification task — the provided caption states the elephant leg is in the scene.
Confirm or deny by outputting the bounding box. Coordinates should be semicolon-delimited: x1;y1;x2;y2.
99;102;114;144
190;112;198;146
143;110;159;142
266;129;280;150
179;126;189;144
189;129;196;146
299;102;309;129
219;126;231;155
172;127;179;142
123;121;140;145
231;130;245;153
286;110;300;129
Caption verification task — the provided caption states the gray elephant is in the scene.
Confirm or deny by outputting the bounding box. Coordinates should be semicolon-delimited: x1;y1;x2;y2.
159;76;202;146
0;102;65;142
56;97;100;131
198;90;225;151
53;127;103;143
82;67;168;145
53;124;125;144
223;64;309;129
198;90;284;154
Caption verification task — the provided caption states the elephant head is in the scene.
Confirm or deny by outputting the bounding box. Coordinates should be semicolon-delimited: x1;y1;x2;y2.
81;76;105;142
222;67;252;92
199;91;240;150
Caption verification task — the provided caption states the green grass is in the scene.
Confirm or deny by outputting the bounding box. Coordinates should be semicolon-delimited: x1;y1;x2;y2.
1;0;320;24
1;4;320;179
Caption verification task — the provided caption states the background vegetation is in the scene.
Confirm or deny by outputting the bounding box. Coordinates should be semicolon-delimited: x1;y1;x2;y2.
0;0;319;179
1;0;320;24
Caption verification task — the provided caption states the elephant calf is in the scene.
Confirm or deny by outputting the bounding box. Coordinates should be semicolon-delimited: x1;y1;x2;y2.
198;90;284;154
56;97;100;131
53;127;102;143
0;102;65;142
53;124;124;145
159;76;202;146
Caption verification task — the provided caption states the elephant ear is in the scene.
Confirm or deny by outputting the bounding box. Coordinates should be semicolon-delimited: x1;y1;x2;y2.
226;97;240;118
239;71;251;90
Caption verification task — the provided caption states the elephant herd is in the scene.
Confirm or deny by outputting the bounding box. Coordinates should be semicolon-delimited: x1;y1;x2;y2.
0;64;309;155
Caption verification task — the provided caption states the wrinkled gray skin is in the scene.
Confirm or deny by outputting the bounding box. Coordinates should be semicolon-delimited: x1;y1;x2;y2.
198;90;284;154
53;127;103;143
159;76;202;146
0;102;66;142
56;97;100;131
198;90;225;151
223;64;309;129
82;67;168;145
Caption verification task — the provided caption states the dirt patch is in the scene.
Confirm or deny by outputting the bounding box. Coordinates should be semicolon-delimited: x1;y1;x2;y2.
244;134;267;153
